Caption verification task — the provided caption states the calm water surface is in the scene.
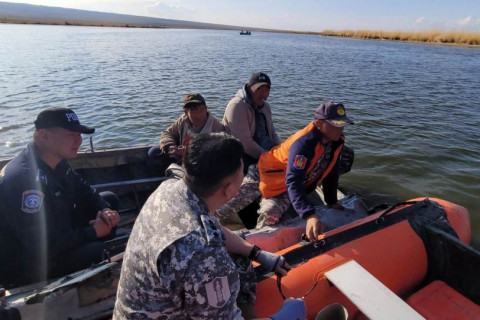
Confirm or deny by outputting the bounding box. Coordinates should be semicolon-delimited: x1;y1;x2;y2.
1;24;479;246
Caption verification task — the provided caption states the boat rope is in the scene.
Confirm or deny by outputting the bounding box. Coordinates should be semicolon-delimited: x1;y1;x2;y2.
376;200;420;220
276;274;318;300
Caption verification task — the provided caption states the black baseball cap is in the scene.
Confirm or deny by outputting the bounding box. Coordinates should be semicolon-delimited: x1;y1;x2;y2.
248;72;271;90
34;107;95;134
314;101;354;127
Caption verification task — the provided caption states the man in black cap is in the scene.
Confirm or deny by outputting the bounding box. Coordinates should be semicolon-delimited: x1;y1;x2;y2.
0;107;120;288
223;72;281;172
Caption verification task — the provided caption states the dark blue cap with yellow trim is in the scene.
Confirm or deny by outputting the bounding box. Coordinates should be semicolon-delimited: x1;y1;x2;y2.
315;101;354;127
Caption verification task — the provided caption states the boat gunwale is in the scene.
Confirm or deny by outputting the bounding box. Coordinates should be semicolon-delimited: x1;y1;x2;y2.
255;199;451;281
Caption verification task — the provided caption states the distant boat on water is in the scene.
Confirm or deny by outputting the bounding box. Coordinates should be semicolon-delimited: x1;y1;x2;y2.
240;30;251;35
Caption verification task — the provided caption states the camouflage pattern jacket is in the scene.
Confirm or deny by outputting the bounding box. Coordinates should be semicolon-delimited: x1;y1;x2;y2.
113;178;243;319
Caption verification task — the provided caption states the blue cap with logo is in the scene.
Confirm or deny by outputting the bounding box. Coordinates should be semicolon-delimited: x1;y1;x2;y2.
314;101;354;127
34;107;95;134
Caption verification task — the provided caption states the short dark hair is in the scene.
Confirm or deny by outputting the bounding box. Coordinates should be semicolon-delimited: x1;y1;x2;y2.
184;133;243;197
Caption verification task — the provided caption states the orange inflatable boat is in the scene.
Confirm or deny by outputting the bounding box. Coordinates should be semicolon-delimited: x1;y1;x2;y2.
2;197;478;320
254;197;480;319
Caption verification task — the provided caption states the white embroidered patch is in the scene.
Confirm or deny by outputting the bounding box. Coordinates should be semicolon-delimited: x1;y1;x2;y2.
22;190;44;213
205;276;230;308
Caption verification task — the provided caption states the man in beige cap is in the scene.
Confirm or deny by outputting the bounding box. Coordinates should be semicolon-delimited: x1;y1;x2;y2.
149;93;224;170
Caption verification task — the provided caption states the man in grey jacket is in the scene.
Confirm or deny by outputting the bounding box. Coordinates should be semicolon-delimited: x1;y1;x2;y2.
223;72;281;171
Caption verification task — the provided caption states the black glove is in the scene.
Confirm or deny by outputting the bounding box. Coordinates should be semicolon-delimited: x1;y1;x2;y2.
249;245;289;273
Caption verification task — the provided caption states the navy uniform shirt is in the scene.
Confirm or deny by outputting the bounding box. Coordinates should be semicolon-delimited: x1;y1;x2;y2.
0;143;107;285
285;129;343;218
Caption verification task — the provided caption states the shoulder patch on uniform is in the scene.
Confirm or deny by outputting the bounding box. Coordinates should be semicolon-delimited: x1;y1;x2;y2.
205;276;231;308
293;155;307;169
22;190;44;213
201;215;223;245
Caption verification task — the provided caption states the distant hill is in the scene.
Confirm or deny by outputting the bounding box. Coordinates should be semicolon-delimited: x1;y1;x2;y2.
0;1;261;31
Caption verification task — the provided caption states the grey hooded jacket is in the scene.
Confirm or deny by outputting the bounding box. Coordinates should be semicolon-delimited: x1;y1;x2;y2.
223;85;280;159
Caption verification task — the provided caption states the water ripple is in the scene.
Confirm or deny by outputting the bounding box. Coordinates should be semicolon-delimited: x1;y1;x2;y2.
1;25;479;246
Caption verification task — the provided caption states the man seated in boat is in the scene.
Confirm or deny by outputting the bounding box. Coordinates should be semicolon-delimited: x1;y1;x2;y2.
223;72;281;172
0;108;120;288
148;93;224;171
216;101;354;241
114;133;306;320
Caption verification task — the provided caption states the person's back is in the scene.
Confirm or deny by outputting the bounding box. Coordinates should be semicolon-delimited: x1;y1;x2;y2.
114;177;244;319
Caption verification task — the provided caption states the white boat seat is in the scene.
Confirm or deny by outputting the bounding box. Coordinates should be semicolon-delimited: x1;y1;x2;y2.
324;260;425;320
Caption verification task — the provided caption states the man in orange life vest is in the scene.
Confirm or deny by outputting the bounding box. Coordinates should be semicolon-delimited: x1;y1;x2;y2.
215;101;353;241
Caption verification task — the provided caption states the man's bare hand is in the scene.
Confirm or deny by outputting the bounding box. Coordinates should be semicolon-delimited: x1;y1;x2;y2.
98;208;120;228
305;215;324;241
90;218;112;238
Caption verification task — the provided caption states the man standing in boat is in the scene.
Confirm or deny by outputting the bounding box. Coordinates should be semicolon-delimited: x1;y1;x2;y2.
114;133;306;320
0;108;120;287
223;72;281;171
216;101;354;241
149;93;224;171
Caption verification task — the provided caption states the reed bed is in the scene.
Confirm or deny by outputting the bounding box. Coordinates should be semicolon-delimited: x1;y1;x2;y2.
320;30;480;46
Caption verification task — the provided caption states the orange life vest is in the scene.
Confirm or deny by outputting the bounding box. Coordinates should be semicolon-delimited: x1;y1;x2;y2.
258;121;344;198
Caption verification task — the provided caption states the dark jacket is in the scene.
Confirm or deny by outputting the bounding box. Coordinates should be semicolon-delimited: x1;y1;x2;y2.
0;143;107;286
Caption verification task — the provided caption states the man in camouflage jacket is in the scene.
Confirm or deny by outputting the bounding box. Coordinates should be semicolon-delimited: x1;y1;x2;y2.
114;133;305;319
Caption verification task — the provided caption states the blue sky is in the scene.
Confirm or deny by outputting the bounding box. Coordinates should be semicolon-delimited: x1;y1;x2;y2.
5;0;480;31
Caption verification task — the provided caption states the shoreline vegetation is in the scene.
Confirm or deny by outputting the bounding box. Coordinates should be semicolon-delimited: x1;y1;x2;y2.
274;29;480;47
320;29;480;46
1;20;479;47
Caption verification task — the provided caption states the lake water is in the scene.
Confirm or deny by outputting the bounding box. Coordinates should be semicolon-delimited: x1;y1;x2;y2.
1;24;479;247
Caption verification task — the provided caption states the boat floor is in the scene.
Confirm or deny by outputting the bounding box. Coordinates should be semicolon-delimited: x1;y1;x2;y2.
232;189;369;253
